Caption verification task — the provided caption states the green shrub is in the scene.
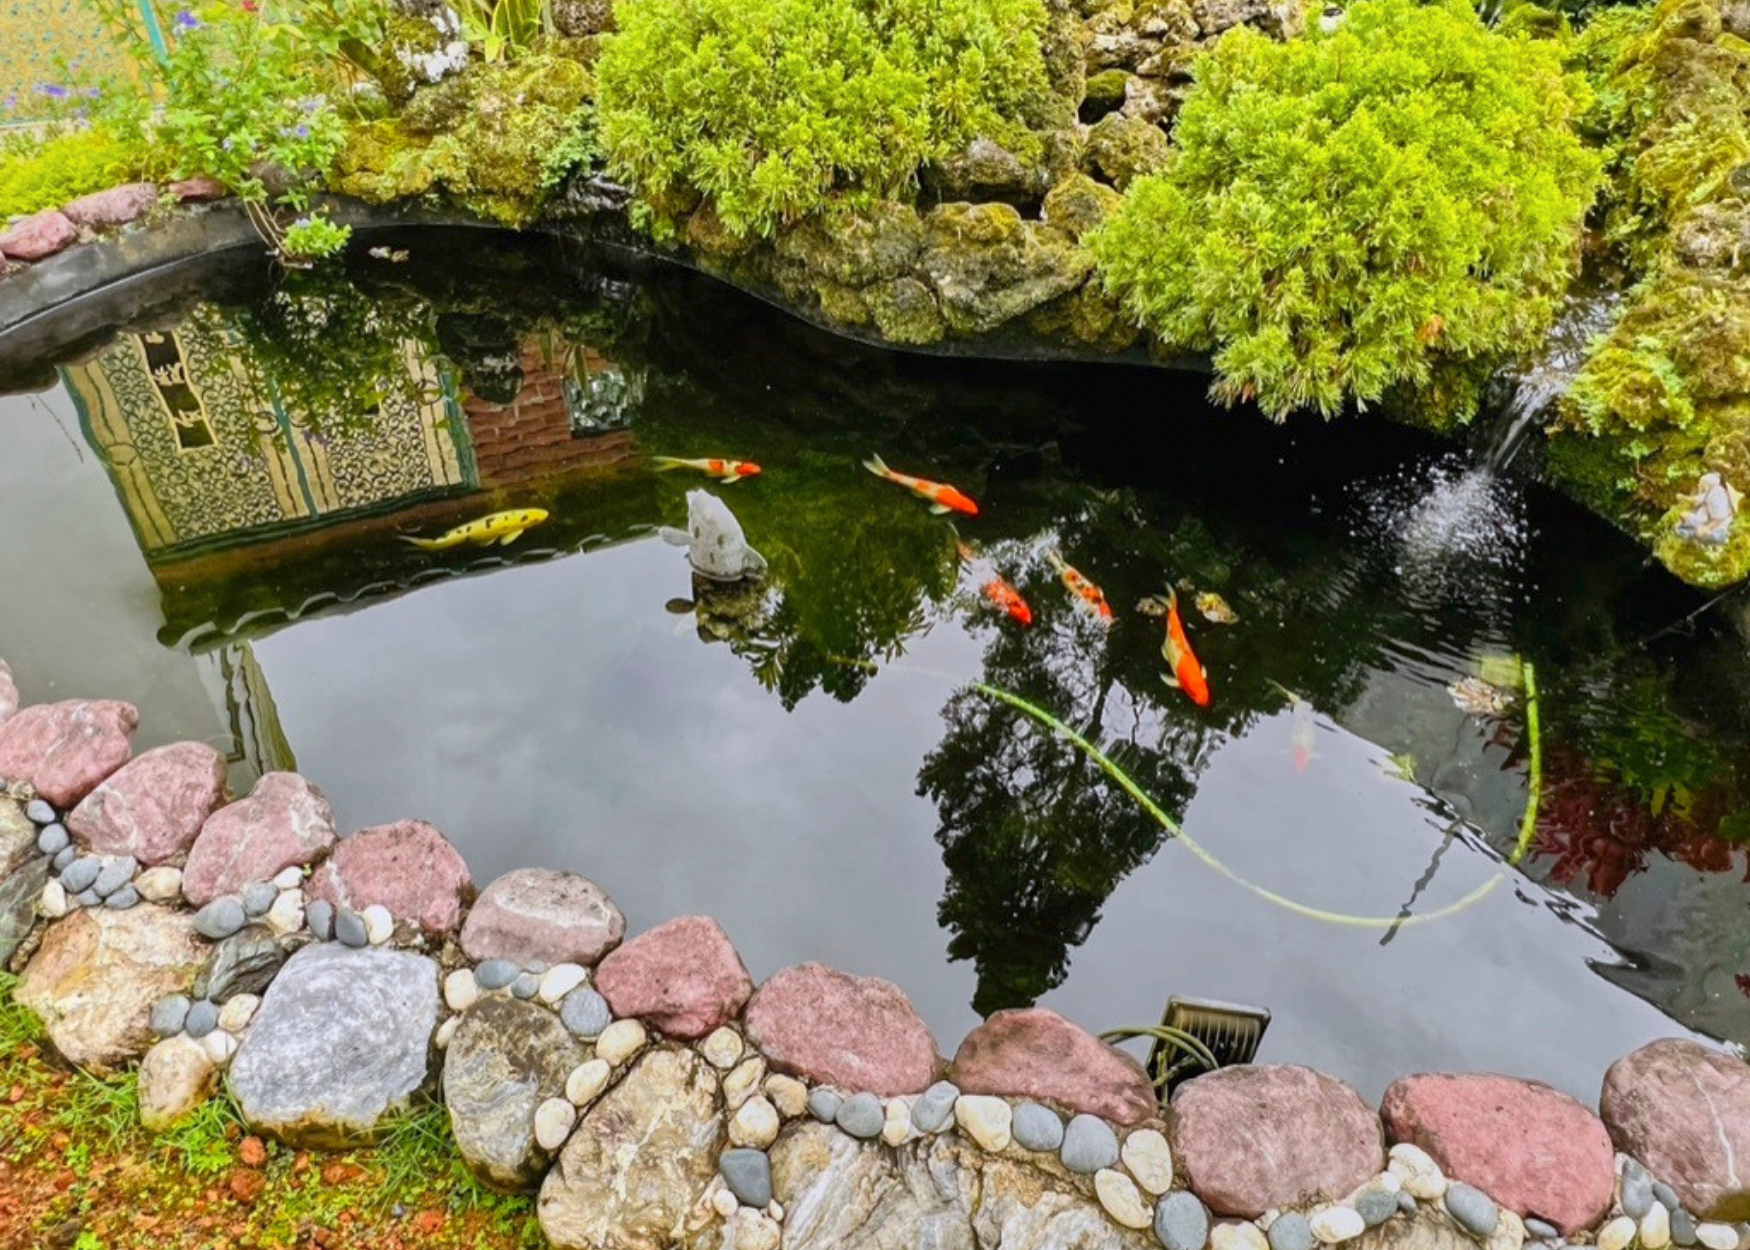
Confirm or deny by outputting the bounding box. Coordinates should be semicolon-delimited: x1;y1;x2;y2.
1091;0;1600;422
0;127;160;219
593;0;1055;239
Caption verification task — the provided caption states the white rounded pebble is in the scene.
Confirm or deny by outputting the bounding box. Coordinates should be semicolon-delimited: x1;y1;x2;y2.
1489;1209;1525;1250
767;1074;809;1119
1389;1143;1448;1200
1697;1226;1739;1250
1311;1206;1366;1244
136;866;182;904
734;1212;782;1250
1644;1204;1673;1250
534;1098;577;1151
201;1030;238;1066
445;968;480;1013
1213;1222;1271;1250
712;1187;740;1218
1599;1216;1639;1250
1122;1128;1174;1195
1096;1168;1152;1230
217;994;259;1033
729;1096;781;1149
265;890;305;936
769;1201;783;1223
39;879;67;919
882;1098;913;1147
362;904;394;945
566;1059;612;1107
596;1019;646;1066
702;1026;744;1070
954;1095;1013;1152
435;1016;459;1049
273;866;304;890
723;1056;767;1110
539;963;589;1005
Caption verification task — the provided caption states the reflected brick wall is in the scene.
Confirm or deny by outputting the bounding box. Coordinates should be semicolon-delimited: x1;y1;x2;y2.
462;342;636;487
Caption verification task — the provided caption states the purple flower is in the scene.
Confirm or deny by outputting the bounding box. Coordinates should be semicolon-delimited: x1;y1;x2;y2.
36;83;68;99
84;87;101;98
174;9;200;27
293;124;309;139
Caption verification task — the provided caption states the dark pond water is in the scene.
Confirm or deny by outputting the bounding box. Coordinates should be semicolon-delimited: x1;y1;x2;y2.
2;230;1747;1101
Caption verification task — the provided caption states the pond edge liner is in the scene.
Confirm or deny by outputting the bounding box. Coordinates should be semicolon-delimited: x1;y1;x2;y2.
2;676;1748;1249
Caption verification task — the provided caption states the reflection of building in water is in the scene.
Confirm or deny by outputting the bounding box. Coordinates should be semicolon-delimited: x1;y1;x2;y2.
462;338;640;486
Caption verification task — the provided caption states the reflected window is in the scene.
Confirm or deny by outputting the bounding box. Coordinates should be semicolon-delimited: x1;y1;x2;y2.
141;333;217;451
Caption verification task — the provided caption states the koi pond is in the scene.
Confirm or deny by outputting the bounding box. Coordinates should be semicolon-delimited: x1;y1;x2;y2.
2;230;1746;1101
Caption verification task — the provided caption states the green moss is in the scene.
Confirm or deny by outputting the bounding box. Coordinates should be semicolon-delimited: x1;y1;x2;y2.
1041;172;1122;240
0;128;164;220
772;201;925;287
919;201;1095;334
1081;114;1170;190
864;276;947;343
1081;68;1131;119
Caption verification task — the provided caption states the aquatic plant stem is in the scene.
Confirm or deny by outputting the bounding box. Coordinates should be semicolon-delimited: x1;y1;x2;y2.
1509;660;1541;867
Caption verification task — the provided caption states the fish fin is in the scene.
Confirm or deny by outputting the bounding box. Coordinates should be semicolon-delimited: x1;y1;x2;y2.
863;454;889;478
721;473;743;485
499;530;523;546
652;457;684;471
469;532;499;546
1161;673;1181;689
930;503;952;515
1202;665;1209;678
399;535;442;552
659;527;690;547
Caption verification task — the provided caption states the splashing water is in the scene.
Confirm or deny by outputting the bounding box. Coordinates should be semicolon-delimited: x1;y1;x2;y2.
1357;455;1529;601
1483;292;1622;471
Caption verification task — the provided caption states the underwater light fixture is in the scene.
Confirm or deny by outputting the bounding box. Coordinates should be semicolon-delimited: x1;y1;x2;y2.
1102;997;1272;1103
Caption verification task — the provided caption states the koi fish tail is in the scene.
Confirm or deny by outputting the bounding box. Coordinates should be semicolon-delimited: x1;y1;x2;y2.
652;457;686;472
862;454;891;479
399;535;447;552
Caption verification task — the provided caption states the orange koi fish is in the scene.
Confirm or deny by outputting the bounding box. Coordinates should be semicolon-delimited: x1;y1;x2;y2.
1139;589;1210;707
1270;683;1317;772
1048;551;1113;622
956;540;1032;626
864;454;978;516
654;456;761;484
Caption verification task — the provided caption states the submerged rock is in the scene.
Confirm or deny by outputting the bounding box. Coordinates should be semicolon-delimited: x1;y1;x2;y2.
0;699;138;808
743;962;941;1096
445;996;588;1190
660;490;768;582
182;772;337;907
309;818;472;937
460;867;625;968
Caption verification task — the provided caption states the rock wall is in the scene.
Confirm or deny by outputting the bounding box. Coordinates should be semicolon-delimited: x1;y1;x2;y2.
1;661;1749;1250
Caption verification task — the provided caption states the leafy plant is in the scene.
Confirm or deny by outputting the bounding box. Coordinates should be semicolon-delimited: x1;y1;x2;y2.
0;126;163;219
594;0;1056;238
455;0;550;61
1090;0;1600;423
278;208;354;262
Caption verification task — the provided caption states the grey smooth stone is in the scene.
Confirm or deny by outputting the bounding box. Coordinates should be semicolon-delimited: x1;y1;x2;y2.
25;799;55;825
1011;1101;1064;1152
195;925;286;1002
104;885;140;909
59;857;101;894
1672;1211;1697;1248
720;1147;773;1208
1398;1193;1418;1215
35;823;68;855
558;988;611;1039
1270;1212;1316;1250
1525;1218;1561;1241
334;908;368;948
72;888;100;909
807;1088;843;1123
1356;1185;1399;1227
910;1080;959;1133
305;899;334;941
1654;1183;1682;1213
475;959;520;990
93;856;137;898
1622;1165;1655;1221
835;1091;884;1139
150;994;191;1037
241;882;277;918
509;971;540;1000
193;896;248;940
1156;1191;1212;1250
1060;1113;1119;1174
51;845;74;871
183;999;220;1040
1445;1183;1500;1237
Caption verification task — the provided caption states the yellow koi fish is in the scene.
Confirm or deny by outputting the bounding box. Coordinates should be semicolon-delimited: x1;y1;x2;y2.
400;508;549;551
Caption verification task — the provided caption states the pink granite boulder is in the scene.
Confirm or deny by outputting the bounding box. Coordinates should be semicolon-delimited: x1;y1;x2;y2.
0;659;16;727
1172;1064;1385;1217
1601;1039;1750;1221
168;175;228;203
181;772;337;906
951;1006;1157;1125
68;741;227;865
594;915;753;1040
0;698;138;807
1381;1073;1614;1233
309;819;473;936
459;867;625;967
0;210;76;261
61;182;158;229
743;963;942;1096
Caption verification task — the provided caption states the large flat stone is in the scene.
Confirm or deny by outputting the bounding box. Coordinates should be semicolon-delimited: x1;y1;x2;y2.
459;868;624;968
0;699;138;808
1601;1039;1750;1221
538;1046;723;1249
229;943;440;1148
0;210;76;261
951;1007;1157;1125
743;962;941;1096
594;915;753;1040
61;182;158;229
182;772;336;906
308;819;472;937
445;996;588;1191
1172;1064;1384;1218
14;905;206;1075
68;741;227;865
1382;1072;1614;1234
0;854;51;968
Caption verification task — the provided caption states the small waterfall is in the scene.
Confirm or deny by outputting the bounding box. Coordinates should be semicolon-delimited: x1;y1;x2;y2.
1481;292;1621;472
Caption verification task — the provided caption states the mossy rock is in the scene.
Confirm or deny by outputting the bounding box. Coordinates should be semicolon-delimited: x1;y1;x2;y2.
772;202;925;287
553;0;616;35
864;277;947;345
1082;114;1171;190
933;138;1051;206
376;12;467;108
1081;69;1132;121
1041;172;1123;240
1026;280;1141;351
684;201;755;259
917;202;1096;335
816;282;871;328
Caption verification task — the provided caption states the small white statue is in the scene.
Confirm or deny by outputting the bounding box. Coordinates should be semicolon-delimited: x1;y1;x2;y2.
1675;472;1742;546
661;489;768;581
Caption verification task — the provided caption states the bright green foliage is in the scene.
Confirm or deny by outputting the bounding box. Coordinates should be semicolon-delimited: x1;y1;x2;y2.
1091;0;1600;422
593;0;1055;238
279;209;354;261
455;0;551;61
0;127;161;219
